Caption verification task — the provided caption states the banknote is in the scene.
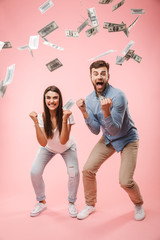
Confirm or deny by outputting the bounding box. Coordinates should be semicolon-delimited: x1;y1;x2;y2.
39;0;54;14
65;30;79;37
85;26;99;37
77;19;89;33
2;41;12;49
108;23;126;32
98;95;105;101
0;41;5;50
99;0;114;4
88;50;117;61
122;40;135;56
42;37;48;42
131;53;142;63
120;21;129;37
103;22;126;32
63;99;75;110
128;16;140;31
124;49;135;61
18;45;29;50
131;9;145;14
87;7;99;27
38;21;58;38
112;0;125;12
3;64;15;86
29;35;39;49
46;58;63;72
43;41;64;51
123;28;129;37
116;56;125;65
28;47;34;57
103;21;121;29
0;80;7;98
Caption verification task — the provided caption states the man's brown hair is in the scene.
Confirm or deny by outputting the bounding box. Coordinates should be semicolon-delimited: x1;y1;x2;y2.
90;60;109;74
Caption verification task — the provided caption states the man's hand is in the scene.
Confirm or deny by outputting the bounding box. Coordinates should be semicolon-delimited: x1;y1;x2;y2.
76;99;88;119
29;111;38;124
100;97;112;118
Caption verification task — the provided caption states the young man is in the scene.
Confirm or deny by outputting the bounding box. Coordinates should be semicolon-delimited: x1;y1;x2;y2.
76;60;145;221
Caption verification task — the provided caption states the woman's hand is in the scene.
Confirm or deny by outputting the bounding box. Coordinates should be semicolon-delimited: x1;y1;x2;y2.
29;111;38;124
62;110;72;123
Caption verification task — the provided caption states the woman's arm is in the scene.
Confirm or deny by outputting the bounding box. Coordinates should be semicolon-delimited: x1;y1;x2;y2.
29;111;47;147
59;110;72;145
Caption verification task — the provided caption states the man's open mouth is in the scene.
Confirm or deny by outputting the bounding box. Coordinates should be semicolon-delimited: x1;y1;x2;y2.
96;82;104;89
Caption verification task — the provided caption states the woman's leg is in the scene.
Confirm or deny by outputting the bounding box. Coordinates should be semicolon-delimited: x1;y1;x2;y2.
30;147;55;201
61;145;80;204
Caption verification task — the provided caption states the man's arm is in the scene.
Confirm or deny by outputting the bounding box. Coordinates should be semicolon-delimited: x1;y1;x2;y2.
100;93;127;136
76;98;100;135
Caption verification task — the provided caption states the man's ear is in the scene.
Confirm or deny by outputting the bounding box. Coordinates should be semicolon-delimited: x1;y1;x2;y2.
108;73;110;80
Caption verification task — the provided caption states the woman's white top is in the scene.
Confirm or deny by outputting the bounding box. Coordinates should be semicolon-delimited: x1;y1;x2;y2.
37;113;76;153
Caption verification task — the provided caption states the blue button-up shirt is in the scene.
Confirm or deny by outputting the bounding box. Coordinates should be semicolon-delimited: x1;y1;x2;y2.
85;84;139;152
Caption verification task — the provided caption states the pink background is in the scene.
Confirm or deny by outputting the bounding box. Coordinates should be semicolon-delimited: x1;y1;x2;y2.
0;0;160;239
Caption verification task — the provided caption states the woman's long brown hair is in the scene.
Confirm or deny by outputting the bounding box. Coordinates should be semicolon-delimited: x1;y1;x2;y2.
43;86;63;139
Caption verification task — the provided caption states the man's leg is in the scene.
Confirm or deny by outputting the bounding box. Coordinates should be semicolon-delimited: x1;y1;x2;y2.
77;136;115;219
119;140;145;220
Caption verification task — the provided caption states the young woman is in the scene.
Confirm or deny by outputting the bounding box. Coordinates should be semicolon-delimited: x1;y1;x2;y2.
29;85;80;217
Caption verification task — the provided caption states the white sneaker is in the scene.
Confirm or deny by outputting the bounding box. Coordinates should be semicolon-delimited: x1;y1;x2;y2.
134;205;145;221
77;205;95;220
30;202;47;217
68;203;78;218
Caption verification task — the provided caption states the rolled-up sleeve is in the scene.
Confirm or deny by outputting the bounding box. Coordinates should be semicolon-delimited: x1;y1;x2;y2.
85;101;100;135
103;93;127;136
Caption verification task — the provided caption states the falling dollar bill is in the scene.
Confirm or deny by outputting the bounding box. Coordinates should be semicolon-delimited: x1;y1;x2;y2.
108;23;126;32
128;16;140;31
122;40;135;56
2;41;12;49
88;50;117;61
112;0;125;12
29;35;39;49
46;58;63;72
65;30;79;38
87;7;99;27
99;0;114;4
131;9;145;14
103;21;126;32
131;53;142;63
124;49;135;61
77;19;89;33
116;56;126;65
0;80;7;98
43;41;64;51
38;21;58;38
85;26;99;37
39;0;54;14
98;95;105;101
18;45;29;50
3;64;15;86
0;41;5;50
63;99;75;110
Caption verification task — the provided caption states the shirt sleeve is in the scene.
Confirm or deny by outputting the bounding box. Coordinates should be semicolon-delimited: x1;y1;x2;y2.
103;92;127;136
85;98;100;135
37;113;44;128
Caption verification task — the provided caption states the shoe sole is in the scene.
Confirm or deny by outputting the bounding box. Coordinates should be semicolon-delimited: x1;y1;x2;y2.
77;209;95;220
69;213;77;218
30;207;47;217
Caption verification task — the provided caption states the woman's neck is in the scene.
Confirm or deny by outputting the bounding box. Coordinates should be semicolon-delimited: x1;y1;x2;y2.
49;110;56;119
